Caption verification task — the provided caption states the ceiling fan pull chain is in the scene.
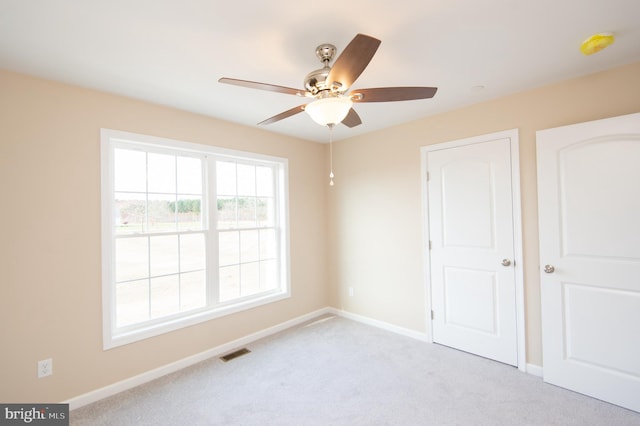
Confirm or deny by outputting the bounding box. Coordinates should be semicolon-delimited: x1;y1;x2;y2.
328;124;335;186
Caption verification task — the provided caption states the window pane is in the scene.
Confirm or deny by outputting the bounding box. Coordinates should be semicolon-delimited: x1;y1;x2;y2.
150;235;178;277
237;197;256;228
115;193;146;234
115;149;146;192
241;230;259;263
180;271;206;310
260;260;278;291
116;279;149;327
180;234;205;272
150;275;179;319
177;197;202;231
217;197;236;229
241;262;260;296
148;153;176;193
148;194;176;232
219;231;239;266
237;164;256;196
256;166;273;197
219;265;240;301
115;237;148;282
260;229;276;259
257;197;274;227
177;156;202;194
217;161;236;195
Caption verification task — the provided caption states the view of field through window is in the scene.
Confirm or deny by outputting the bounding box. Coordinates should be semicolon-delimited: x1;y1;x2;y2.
112;149;279;328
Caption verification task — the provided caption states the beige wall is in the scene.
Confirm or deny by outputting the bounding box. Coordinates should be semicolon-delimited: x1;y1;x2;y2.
2;61;639;403
0;70;329;402
328;61;640;366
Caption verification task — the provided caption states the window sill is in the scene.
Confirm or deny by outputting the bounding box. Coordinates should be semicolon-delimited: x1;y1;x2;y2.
104;290;290;350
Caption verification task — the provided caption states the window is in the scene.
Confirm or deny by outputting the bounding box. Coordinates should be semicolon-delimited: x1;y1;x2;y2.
101;129;289;349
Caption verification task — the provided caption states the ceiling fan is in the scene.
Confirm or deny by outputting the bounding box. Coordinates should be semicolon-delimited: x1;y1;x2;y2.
219;33;438;128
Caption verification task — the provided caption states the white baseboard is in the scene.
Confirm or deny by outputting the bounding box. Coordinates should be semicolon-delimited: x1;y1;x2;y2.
526;363;543;377
66;306;535;410
66;307;331;410
331;308;543;378
328;308;430;342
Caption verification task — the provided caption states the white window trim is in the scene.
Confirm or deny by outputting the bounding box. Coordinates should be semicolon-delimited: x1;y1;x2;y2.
101;129;290;349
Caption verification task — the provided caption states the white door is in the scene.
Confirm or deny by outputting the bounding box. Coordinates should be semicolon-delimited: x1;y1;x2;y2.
537;112;640;412
426;132;520;366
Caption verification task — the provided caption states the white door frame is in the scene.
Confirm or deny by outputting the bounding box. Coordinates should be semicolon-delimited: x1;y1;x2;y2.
420;129;526;372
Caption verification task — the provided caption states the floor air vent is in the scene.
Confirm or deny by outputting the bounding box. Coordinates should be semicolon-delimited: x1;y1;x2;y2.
220;348;251;362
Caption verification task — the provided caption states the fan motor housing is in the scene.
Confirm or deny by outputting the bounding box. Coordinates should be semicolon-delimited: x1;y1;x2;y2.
304;67;330;94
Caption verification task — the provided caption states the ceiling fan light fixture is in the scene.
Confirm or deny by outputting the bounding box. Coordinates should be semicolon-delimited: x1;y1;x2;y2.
219;34;437;129
305;96;353;126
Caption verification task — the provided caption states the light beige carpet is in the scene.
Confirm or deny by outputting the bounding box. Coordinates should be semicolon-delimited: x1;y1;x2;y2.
71;315;640;425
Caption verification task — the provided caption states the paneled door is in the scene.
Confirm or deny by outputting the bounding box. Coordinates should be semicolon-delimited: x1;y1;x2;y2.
425;130;522;367
537;112;640;412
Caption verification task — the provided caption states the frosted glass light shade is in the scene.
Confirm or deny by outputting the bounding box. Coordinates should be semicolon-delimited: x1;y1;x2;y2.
305;97;353;126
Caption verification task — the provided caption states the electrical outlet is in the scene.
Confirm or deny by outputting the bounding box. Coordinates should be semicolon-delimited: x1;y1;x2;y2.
38;358;53;378
348;287;354;297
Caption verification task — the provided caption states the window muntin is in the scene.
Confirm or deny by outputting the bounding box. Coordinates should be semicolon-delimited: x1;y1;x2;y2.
102;129;289;349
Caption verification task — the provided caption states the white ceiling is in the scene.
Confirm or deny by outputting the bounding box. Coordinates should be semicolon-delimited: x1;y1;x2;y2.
1;0;639;143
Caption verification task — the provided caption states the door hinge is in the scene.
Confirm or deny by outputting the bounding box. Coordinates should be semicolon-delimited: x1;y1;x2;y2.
429;240;432;250
431;310;435;320
426;172;430;181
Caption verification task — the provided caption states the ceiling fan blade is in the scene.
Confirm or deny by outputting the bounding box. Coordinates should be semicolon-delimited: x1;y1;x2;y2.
342;108;362;128
350;87;438;102
257;105;306;125
327;34;381;91
219;77;305;97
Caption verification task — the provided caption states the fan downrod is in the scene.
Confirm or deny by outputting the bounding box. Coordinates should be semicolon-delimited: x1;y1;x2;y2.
305;43;340;95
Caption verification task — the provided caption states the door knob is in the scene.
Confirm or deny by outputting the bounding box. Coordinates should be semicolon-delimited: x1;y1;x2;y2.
501;259;512;267
544;265;555;273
